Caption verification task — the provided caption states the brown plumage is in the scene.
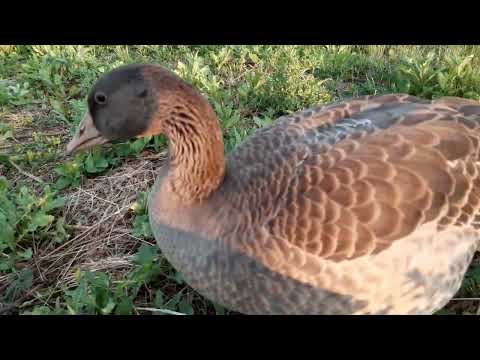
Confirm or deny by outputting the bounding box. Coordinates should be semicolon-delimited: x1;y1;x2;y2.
66;64;480;314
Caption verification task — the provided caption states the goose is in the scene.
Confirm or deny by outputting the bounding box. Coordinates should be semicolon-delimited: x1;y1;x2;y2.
66;63;480;314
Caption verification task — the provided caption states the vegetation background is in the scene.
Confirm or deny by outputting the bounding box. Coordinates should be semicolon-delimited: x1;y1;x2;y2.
1;45;479;315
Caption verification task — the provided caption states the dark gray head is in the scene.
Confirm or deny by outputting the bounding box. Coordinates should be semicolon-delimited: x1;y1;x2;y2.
66;63;191;154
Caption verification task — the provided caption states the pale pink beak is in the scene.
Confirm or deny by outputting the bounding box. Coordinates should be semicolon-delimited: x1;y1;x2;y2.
66;112;109;155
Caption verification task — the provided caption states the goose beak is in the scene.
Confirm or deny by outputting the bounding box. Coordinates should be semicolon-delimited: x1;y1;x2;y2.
66;112;109;155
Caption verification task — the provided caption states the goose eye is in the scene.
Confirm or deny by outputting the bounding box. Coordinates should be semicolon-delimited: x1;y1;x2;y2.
94;92;107;105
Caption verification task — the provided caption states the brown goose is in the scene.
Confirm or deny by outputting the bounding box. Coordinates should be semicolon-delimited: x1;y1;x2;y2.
66;64;480;315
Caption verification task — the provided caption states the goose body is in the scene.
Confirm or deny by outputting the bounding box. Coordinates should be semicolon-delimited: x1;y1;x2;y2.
67;64;480;314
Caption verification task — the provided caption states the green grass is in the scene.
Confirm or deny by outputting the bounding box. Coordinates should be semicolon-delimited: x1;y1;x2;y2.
1;45;480;315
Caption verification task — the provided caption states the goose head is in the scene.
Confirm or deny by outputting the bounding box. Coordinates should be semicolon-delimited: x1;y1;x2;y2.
66;63;221;155
66;63;226;202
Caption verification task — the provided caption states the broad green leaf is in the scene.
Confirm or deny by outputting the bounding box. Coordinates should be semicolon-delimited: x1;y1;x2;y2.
84;154;97;173
178;299;194;315
95;156;109;169
100;299;116;315
165;292;182;310
130;137;150;153
18;248;33;260
54;217;69;243
54;177;71;190
115;297;134;315
27;213;54;232
24;306;56;315
0;219;16;248
0;154;9;165
16;186;36;211
54;164;69;177
134;244;157;266
154;290;164;307
174;271;185;285
4;269;33;302
43;196;65;212
0;194;17;224
132;215;153;238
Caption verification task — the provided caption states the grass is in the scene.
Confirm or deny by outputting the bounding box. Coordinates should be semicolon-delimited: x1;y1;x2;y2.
1;45;480;315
